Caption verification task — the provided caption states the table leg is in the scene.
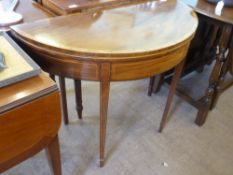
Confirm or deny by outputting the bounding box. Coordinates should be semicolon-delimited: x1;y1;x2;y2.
46;135;62;175
210;53;229;109
59;76;69;125
74;79;83;119
148;74;165;96
99;63;111;167
210;28;233;109
154;74;165;93
229;35;233;75
148;76;155;96
195;45;224;126
195;26;231;126
159;60;185;132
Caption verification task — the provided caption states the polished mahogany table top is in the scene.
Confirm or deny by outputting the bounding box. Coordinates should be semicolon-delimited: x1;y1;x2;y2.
10;0;198;166
182;0;233;24
11;0;197;61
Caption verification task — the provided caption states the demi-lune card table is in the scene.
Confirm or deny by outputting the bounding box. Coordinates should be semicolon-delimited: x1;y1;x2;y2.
11;0;198;166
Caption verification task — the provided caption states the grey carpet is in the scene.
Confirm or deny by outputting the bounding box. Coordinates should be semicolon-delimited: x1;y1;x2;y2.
3;75;233;175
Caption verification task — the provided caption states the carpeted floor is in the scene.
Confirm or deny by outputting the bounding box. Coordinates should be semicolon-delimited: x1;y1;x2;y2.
3;71;233;175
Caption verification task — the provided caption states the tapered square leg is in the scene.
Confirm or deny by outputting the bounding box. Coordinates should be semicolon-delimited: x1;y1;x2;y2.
159;60;185;132
148;76;155;96
99;63;111;167
46;135;62;175
74;79;83;119
59;76;69;125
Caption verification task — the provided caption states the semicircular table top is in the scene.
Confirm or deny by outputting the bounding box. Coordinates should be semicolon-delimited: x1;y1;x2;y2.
11;0;198;61
9;0;199;167
182;0;233;25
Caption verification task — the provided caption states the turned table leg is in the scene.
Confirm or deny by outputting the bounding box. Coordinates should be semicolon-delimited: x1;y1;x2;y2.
195;27;232;126
99;63;111;167
74;79;83;119
159;60;185;132
210;28;233;110
46;135;62;175
195;47;224;125
59;76;69;125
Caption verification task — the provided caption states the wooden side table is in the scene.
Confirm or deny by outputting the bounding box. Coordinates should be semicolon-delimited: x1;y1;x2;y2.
11;0;198;166
0;73;62;175
182;0;233;126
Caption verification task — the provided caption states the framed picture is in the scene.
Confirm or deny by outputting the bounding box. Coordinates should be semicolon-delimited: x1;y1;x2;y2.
0;32;41;88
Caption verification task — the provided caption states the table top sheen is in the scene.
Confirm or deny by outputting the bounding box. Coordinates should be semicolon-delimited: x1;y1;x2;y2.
182;0;233;25
11;0;197;60
0;73;57;113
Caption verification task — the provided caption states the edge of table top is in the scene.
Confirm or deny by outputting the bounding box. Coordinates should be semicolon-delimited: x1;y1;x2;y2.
0;73;58;114
11;0;198;62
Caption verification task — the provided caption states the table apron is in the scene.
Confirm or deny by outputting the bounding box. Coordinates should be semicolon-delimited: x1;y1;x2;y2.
111;45;188;81
29;43;189;81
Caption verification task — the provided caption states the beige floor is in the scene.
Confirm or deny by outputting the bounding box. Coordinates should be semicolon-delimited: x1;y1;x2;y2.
3;73;233;175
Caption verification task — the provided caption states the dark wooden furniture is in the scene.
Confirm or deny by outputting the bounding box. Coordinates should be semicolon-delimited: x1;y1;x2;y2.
206;0;233;7
11;0;198;166
184;0;233;125
0;73;62;175
148;0;233;127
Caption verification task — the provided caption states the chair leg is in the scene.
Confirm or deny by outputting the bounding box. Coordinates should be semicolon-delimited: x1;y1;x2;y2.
59;76;69;125
159;60;185;132
46;135;62;175
74;79;83;119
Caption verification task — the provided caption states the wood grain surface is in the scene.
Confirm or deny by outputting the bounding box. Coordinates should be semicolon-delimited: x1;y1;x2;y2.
11;0;197;59
0;73;57;113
